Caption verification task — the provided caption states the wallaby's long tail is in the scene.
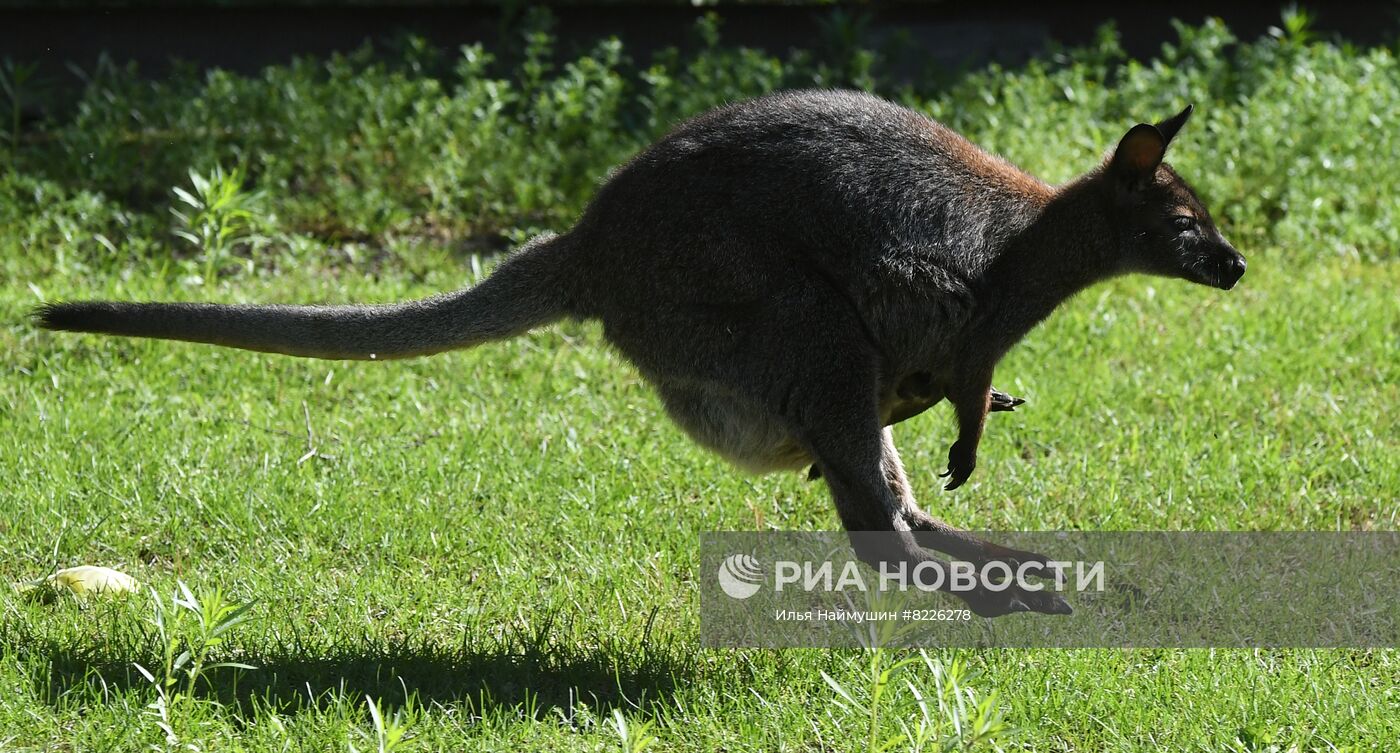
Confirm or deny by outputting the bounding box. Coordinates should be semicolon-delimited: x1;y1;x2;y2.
33;233;573;361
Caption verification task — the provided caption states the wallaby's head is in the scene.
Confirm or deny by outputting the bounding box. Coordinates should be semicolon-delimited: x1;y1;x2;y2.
1104;105;1246;290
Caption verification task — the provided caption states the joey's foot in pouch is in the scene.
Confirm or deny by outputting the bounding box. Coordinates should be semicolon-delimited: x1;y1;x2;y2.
988;387;1026;412
938;440;977;491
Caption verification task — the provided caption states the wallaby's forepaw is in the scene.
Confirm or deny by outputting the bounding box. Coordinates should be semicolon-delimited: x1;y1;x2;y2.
988;387;1025;412
938;440;977;491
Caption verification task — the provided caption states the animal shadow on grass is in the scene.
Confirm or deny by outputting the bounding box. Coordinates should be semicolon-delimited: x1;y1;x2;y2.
24;619;688;721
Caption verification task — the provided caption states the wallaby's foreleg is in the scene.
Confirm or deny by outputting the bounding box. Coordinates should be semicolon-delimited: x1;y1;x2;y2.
892;373;1022;415
807;385;1022;482
939;367;994;491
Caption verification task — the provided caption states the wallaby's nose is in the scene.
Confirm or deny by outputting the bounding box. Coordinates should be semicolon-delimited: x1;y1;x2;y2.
1219;252;1247;290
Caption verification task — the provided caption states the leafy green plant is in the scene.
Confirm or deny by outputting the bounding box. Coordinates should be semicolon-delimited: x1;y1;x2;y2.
609;708;659;753
821;650;1009;753
170;164;270;284
1273;4;1316;47
133;582;257;747
351;695;419;753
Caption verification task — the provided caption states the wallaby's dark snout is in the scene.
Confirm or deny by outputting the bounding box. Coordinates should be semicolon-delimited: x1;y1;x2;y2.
1216;247;1248;290
1185;239;1246;290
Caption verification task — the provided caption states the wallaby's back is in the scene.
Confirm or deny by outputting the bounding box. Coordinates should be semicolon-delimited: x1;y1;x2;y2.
562;90;1054;378
569;91;1051;312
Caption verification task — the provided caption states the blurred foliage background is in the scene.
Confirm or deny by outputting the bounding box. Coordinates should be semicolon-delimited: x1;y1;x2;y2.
2;7;1397;282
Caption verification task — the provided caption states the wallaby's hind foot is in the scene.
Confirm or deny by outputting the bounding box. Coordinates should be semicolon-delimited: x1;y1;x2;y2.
904;509;1064;585
964;579;1074;617
904;509;1052;569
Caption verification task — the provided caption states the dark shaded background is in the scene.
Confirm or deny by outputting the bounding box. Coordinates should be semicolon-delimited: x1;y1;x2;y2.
3;1;1396;80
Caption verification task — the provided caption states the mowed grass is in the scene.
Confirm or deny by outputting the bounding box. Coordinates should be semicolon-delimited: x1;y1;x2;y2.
1;239;1396;749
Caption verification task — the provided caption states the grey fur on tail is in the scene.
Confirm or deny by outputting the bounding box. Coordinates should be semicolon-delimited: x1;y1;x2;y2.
33;233;572;361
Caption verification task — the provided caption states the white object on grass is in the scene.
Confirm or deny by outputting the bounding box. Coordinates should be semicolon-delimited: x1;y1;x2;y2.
16;565;140;597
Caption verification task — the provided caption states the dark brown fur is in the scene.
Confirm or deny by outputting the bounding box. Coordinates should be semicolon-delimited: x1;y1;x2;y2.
35;90;1245;617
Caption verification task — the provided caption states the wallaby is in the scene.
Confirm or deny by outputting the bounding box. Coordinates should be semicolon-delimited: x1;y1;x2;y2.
36;90;1245;617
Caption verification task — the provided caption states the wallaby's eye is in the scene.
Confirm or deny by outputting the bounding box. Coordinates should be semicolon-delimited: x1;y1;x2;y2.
1172;216;1197;232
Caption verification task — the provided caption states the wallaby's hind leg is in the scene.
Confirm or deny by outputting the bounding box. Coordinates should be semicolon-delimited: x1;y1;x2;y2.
878;430;1070;615
802;384;1070;616
599;273;1066;616
878;423;1050;569
901;504;1055;574
878;427;1044;567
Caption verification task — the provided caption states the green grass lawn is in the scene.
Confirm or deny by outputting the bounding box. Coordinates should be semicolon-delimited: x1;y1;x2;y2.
2;242;1396;750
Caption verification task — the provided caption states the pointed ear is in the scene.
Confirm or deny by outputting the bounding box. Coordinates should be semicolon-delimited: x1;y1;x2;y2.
1109;123;1166;186
1154;104;1194;145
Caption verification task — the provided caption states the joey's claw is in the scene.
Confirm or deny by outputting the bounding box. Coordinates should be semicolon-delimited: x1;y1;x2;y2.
988;388;1026;413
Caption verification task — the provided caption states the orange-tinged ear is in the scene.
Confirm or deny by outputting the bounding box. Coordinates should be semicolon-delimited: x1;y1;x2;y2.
1155;104;1194;145
1110;123;1166;184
